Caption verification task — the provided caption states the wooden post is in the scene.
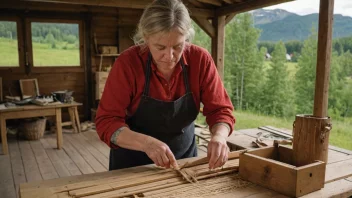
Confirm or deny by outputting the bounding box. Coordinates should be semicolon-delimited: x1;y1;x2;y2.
211;16;225;81
313;0;334;117
292;115;331;166
293;0;334;166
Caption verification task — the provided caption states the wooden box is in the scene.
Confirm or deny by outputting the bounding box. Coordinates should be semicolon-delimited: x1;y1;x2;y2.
95;72;109;100
239;146;325;197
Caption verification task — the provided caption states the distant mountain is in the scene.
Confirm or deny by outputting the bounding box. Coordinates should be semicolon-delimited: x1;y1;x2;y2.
253;9;352;42
253;9;296;25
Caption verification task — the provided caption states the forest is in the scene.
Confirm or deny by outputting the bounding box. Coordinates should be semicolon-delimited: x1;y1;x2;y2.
193;13;352;149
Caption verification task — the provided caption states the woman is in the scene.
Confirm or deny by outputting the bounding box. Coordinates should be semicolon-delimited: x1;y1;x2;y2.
96;0;235;171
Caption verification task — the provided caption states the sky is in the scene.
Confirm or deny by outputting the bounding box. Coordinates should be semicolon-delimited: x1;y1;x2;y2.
265;0;352;17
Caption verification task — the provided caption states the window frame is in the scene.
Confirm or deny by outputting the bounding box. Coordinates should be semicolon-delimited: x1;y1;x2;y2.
25;18;84;73
0;16;25;72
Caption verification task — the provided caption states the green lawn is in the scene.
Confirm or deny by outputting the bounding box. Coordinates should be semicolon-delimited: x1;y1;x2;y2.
196;110;352;150
263;60;298;79
0;38;79;67
0;37;19;66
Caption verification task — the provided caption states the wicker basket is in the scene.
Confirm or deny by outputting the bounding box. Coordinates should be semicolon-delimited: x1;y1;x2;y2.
23;118;47;140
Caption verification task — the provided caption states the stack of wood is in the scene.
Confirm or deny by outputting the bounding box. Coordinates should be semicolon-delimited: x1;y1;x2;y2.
25;151;245;198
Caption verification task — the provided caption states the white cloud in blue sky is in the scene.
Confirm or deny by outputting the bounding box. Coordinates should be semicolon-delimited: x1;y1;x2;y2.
266;0;352;17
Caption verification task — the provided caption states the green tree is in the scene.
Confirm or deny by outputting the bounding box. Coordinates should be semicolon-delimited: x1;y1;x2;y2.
261;41;294;117
294;30;318;114
225;13;264;110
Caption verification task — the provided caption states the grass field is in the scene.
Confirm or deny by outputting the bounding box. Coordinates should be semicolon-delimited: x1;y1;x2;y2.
0;38;19;66
0;38;79;67
263;60;298;79
196;110;352;150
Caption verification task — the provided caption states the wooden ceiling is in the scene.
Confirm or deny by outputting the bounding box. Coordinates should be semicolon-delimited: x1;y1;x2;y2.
19;0;294;17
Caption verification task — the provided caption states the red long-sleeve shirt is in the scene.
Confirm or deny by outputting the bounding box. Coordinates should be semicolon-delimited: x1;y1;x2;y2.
96;44;235;148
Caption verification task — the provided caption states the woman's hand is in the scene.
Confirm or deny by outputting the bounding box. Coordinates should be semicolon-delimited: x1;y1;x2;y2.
143;136;178;169
208;135;229;169
208;123;231;169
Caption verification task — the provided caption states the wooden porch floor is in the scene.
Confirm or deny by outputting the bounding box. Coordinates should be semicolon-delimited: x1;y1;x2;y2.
0;129;208;198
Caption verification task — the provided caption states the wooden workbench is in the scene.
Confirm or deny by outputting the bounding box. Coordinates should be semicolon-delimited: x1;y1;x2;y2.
0;102;82;155
19;126;352;198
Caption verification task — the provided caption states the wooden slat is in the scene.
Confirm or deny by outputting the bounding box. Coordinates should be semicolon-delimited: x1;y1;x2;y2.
18;140;43;182
30;140;59;180
313;0;335;117
81;131;110;158
216;0;294;16
45;136;82;176
39;138;71;178
325;158;352;183
8;139;26;198
0;155;16;198
64;134;106;172
71;134;109;169
61;135;95;174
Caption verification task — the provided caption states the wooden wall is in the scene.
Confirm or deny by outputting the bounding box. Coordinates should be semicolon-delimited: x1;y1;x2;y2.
0;1;142;121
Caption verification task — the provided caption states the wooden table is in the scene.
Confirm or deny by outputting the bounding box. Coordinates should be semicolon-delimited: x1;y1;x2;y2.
0;102;82;155
18;127;352;198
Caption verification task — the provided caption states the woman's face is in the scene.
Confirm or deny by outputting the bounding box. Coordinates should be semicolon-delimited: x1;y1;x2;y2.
145;28;186;70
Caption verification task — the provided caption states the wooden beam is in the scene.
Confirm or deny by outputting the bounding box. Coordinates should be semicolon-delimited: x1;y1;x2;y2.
197;0;222;6
186;0;207;8
211;16;226;81
191;16;215;37
313;0;334;117
216;0;294;16
225;13;236;24
223;0;233;4
20;0;153;9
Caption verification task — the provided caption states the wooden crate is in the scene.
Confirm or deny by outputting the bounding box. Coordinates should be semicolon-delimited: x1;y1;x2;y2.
239;146;325;197
95;72;109;100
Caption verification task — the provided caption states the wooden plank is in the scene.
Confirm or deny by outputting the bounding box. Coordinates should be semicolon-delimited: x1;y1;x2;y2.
8;139;26;198
295;162;326;197
239;152;297;197
216;0;294;16
18;140;43;182
197;0;222;6
0;155;16;198
39;138;71;178
302;178;352;198
55;108;63;149
325;158;352;183
81;131;110;158
313;0;334;117
61;135;95;174
64;134;106;172
71;133;109;170
30;140;59;180
45;136;82;176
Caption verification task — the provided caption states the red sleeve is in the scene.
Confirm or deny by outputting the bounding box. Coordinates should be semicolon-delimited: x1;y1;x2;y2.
95;55;134;148
199;51;235;135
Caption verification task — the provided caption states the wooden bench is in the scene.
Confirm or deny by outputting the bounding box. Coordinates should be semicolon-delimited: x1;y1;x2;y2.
0;102;82;155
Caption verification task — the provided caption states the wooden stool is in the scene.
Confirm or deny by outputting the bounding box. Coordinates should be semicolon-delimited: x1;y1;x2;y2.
62;106;81;133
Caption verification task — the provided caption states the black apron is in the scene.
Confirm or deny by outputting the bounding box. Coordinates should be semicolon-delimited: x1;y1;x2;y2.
109;53;199;170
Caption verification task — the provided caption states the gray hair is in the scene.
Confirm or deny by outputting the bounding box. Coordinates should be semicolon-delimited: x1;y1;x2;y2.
133;0;194;46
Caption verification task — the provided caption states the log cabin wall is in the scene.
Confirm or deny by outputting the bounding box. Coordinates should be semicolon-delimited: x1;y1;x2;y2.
0;1;142;121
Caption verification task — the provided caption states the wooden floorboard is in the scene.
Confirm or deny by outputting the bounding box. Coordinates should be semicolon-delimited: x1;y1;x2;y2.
81;131;110;158
8;139;26;198
0;154;17;198
18;140;43;182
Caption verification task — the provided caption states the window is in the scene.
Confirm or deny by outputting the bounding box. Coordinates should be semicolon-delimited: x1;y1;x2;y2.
0;20;19;67
30;22;80;67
